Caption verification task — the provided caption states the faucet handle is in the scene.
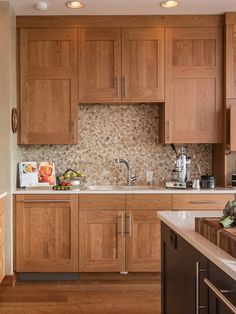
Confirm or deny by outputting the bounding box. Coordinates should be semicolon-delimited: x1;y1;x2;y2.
131;175;137;183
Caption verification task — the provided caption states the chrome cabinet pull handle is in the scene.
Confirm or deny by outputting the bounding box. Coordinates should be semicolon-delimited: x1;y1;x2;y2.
190;201;216;205
117;213;124;238
117;76;121;98
196;262;208;314
166;120;170;141
123;77;128;98
23;200;71;203
204;278;236;314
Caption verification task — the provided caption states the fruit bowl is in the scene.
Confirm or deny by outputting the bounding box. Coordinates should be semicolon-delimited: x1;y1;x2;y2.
58;169;86;188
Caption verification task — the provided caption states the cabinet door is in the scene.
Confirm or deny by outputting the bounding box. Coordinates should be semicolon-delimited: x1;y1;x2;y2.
20;29;78;144
208;262;236;314
79;211;125;272
126;211;160;272
79;28;121;101
122;28;164;101
15;195;78;272
161;222;208;314
226;24;236;99
164;28;223;143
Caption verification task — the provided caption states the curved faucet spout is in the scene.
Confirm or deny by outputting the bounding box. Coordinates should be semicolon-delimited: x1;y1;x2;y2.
114;158;137;186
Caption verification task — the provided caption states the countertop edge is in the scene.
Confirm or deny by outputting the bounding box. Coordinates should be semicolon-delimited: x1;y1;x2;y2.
12;188;236;195
158;211;236;281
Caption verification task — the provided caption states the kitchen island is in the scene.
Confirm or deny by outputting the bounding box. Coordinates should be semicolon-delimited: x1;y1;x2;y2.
158;211;236;314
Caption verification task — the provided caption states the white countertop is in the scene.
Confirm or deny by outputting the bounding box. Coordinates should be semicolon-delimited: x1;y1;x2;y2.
12;186;236;195
158;210;236;281
0;192;7;199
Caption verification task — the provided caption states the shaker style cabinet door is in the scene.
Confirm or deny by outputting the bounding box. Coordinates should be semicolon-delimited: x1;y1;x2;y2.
78;28;121;101
163;27;223;143
15;195;79;272
226;23;236;99
122;28;164;102
79;211;125;272
125;210;160;272
19;28;78;144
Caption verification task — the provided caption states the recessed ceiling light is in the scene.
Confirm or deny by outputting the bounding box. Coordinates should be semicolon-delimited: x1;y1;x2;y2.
65;1;86;9
34;2;48;11
160;0;179;8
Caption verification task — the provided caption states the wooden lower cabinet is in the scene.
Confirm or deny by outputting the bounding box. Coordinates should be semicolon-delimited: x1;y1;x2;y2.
79;194;171;273
173;194;235;210
15;195;78;272
126;210;160;272
79;210;125;272
0;198;4;283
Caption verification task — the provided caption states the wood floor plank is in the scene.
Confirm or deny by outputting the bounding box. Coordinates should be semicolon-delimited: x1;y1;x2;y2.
0;278;161;313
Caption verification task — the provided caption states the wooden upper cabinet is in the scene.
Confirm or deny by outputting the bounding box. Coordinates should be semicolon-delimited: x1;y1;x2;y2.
122;28;164;102
15;195;79;272
78;28;121;101
19;28;78;144
163;27;223;144
78;27;164;102
226;24;236;99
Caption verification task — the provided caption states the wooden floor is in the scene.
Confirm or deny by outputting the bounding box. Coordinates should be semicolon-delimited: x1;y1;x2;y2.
0;275;161;314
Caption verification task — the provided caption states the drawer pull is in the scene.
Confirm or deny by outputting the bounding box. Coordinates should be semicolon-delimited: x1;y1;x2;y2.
190;201;216;205
196;262;208;314
204;278;236;313
23;200;71;203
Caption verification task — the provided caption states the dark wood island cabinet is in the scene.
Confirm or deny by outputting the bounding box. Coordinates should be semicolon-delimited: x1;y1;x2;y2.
161;222;236;314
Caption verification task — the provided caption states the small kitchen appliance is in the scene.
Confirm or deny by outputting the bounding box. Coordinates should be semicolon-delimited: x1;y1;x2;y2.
165;144;191;189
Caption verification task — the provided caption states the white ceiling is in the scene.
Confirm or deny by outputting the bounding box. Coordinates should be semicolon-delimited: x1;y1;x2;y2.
5;0;236;16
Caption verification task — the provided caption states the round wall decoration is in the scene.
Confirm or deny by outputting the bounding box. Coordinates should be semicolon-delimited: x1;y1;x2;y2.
11;108;17;134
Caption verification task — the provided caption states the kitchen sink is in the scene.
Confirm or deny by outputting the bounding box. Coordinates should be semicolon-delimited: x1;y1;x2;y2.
83;185;157;191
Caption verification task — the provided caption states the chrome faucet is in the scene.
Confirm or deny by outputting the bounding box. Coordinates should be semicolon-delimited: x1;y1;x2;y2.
115;158;137;186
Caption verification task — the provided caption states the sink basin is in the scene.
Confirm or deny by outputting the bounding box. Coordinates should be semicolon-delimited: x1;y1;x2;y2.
84;185;128;191
83;185;157;191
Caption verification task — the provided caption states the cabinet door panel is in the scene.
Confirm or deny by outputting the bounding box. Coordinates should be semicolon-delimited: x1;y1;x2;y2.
79;28;121;101
122;28;164;101
226;24;236;99
164;28;223;143
79;211;125;272
20;28;78;144
15;195;78;272
126;211;160;272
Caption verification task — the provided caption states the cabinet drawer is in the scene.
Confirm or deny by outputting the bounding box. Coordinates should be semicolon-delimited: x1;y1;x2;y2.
79;195;125;211
0;214;4;248
0;244;4;283
126;194;172;210
173;194;235;210
0;198;4;216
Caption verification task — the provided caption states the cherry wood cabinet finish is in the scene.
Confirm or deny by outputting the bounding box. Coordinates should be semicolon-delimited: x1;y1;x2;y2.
163;27;223;144
122;28;164;101
19;28;78;144
79;210;125;272
79;28;121;101
16;15;223;29
126;194;172;210
226;24;236;99
15;195;78;272
79;194;125;211
0;198;4;284
173;194;235;210
79;194;171;273
126;211;160;272
230;105;236;151
79;27;164;102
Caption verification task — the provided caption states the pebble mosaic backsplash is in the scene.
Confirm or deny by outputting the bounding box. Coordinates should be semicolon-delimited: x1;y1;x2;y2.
21;104;212;186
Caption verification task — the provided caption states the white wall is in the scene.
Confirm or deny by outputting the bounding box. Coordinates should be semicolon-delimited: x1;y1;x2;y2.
0;1;21;275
